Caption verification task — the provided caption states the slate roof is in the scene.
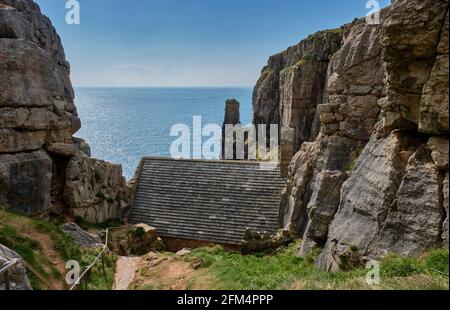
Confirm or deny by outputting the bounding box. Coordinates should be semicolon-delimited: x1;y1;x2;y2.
128;157;286;245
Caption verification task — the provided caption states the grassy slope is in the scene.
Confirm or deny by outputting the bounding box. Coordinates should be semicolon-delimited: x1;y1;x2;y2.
184;244;449;290
0;207;116;290
1;206;448;290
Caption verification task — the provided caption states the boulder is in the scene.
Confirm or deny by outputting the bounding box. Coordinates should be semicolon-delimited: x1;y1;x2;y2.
110;224;164;256
240;229;291;254
61;223;103;249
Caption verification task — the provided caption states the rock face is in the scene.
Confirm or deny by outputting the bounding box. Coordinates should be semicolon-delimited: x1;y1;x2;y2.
253;29;343;152
254;0;449;270
0;150;52;215
64;155;131;223
0;0;131;223
315;0;449;271
381;0;449;135
279;16;385;245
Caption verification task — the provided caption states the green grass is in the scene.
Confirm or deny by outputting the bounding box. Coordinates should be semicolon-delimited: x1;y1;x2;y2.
0;206;116;290
188;243;306;290
76;249;117;290
187;243;449;290
33;218;117;290
381;248;449;278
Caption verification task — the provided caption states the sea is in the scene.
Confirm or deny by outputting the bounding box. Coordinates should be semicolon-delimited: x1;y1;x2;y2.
74;87;253;179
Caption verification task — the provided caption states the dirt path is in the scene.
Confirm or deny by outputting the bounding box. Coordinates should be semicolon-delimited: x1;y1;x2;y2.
128;252;213;290
113;256;141;290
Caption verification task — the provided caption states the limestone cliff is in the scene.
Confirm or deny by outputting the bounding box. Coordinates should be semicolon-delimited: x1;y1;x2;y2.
0;0;131;223
253;28;343;152
254;0;449;270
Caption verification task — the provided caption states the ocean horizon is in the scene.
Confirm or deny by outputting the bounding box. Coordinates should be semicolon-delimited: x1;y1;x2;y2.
74;87;253;179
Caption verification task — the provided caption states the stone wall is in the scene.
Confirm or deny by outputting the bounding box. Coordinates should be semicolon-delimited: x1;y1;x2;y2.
0;0;131;223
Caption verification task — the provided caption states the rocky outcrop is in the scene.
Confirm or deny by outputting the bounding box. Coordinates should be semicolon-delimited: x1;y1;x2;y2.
240;229;292;254
0;0;131;223
109;224;165;256
64;155;131;223
380;0;449;135
278;16;385;249
255;0;449;270
61;223;103;249
253;29;343;152
315;0;449;271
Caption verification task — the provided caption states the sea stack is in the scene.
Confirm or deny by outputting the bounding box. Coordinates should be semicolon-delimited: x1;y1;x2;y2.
222;99;241;159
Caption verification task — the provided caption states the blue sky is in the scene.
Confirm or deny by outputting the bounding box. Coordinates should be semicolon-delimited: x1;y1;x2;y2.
35;0;390;87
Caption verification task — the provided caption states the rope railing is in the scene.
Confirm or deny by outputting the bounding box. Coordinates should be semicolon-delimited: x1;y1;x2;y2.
2;225;139;291
1;244;57;290
69;228;110;290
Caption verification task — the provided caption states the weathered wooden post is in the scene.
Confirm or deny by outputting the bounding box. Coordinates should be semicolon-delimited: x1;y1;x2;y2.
4;270;10;290
280;127;294;177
